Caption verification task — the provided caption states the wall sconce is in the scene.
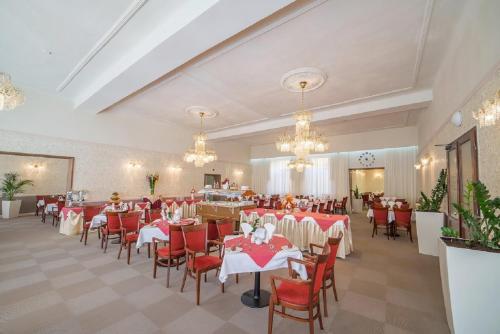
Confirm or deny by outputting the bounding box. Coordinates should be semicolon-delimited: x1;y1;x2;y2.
420;157;431;166
128;161;142;169
374;172;383;179
414;163;422;170
234;169;244;176
169;166;182;172
29;163;43;169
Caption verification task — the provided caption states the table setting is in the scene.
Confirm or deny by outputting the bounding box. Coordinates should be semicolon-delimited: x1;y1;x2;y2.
219;223;307;308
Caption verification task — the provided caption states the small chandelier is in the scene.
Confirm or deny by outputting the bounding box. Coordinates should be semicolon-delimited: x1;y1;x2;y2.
0;72;25;110
473;89;500;127
184;111;217;167
275;81;328;172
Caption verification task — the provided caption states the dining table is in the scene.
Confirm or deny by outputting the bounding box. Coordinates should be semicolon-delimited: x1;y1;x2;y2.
219;234;307;308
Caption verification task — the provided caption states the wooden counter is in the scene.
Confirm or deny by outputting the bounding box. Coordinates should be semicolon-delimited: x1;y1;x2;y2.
196;201;256;229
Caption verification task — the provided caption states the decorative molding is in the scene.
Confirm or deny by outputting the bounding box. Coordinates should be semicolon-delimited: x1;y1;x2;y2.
56;0;148;92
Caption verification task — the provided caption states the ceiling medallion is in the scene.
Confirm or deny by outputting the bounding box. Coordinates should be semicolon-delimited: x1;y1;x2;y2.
276;73;328;172
0;72;25;110
186;106;218;119
280;67;327;92
183;111;217;168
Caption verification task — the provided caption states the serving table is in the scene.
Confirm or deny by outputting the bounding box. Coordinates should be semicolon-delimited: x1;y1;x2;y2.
219;234;306;308
196;201;256;229
240;208;353;258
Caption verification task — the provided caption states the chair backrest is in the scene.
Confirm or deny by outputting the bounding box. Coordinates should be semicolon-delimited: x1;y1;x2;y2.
275;201;283;210
216;218;234;240
169;224;185;253
342;197;348;206
257;199;265;208
325;232;343;269
310;243;330;296
400;203;410;209
361;194;369;201
269;198;276;207
311;204;318;212
318;203;325;212
182;223;207;253
325;200;333;212
119;211;141;233
147;209;163;224
207;219;219;241
83;205;101;222
44;196;58;204
394;208;412;227
57;201;65;211
105;211;122;231
36;195;44;201
152;199;162;209
373;207;389;225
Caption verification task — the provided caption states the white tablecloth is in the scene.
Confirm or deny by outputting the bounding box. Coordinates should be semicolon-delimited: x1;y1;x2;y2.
59;210;83;236
37;200;45;207
218;235;307;283
240;212;353;259
44;203;58;214
136;226;168;248
90;214;107;229
366;209;415;222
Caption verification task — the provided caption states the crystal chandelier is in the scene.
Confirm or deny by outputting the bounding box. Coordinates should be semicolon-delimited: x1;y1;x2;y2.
275;81;328;172
472;89;500;127
0;72;25;110
183;112;217;167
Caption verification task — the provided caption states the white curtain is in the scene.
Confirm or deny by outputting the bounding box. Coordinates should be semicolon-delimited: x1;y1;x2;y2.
384;147;417;207
303;157;331;197
251;159;270;194
268;159;292;195
330;153;350;202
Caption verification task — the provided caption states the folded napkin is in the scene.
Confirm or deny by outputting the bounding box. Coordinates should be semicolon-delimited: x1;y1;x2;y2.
241;223;253;238
264;223;275;243
172;208;182;223
252;227;267;245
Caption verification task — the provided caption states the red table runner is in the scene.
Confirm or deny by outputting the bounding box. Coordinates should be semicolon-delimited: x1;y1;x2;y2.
61;207;83;220
225;235;292;268
151;218;197;236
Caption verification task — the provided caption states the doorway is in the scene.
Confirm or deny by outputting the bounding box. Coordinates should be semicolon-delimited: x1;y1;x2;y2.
349;168;384;208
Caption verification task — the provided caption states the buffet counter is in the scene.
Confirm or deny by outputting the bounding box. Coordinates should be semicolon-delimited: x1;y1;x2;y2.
196;201;256;229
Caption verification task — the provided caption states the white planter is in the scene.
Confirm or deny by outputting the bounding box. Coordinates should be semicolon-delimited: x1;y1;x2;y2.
415;211;445;256
351;198;363;213
438;239;500;334
2;200;22;219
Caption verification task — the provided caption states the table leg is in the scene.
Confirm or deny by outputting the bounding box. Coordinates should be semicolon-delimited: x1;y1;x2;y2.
241;272;270;308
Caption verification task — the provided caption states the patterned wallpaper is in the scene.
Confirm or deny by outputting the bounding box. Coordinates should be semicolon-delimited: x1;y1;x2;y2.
418;70;500;201
0;130;251;201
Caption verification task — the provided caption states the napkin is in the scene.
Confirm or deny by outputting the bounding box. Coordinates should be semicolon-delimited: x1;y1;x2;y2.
128;201;133;210
173;208;182;223
263;223;275;243
161;209;167;220
252;227;267;245
241;223;253;238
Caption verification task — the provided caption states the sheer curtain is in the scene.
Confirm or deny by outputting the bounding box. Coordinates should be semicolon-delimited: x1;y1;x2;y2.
303;157;331;197
384;146;417;206
330;153;350;202
251;159;270;194
268;159;292;195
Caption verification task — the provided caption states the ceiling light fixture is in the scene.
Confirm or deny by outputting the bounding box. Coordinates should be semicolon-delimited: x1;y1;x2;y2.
184;111;217;167
0;72;25;110
276;68;328;172
473;90;500;127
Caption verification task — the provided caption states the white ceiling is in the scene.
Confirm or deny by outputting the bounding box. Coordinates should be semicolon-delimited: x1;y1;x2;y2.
0;0;467;146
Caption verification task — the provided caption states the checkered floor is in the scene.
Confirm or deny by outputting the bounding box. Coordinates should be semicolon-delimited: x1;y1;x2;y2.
0;214;449;334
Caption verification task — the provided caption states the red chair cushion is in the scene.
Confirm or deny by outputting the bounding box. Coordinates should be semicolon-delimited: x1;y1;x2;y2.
102;228;120;235
157;247;185;258
124;234;138;242
83;222;91;229
276;281;316;306
187;255;222;271
306;265;332;279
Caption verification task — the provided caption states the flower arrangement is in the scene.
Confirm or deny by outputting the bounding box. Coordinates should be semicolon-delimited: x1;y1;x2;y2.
146;173;159;195
251;217;260;232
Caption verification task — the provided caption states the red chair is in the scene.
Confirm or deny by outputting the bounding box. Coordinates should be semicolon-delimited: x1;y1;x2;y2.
317;203;325;213
257;199;265;208
361;193;370;209
394;208;413;242
372;207;390;239
180;223;224;305
268;243;330;334
207;219;219;254
118;211;142;264
400;203;410;210
333;197;348;214
265;198;276;209
101;211;122;252
153;223;192;287
152;199;163;209
146;208;163;224
80;205;101;245
311;204;318;212
321;200;333;214
275;201;283;210
216;218;239;283
306;233;343;317
52;201;66;227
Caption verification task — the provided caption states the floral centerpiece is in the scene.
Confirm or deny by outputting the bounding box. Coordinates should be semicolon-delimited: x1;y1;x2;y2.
146;172;159;195
283;194;296;211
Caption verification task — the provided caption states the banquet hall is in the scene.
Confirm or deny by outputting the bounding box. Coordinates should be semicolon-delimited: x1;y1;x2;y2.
1;1;499;334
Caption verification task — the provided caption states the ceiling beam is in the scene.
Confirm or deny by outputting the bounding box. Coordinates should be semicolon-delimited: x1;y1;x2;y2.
206;89;433;140
72;0;295;113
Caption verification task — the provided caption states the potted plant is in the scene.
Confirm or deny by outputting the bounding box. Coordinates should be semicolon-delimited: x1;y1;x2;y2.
1;172;34;219
415;169;447;256
351;185;363;213
437;181;500;334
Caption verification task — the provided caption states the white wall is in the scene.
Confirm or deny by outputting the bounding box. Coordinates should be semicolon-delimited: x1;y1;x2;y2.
416;0;500;199
0;129;251;201
251;126;417;159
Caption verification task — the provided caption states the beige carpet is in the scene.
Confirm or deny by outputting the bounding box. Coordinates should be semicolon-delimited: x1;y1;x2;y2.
0;213;449;334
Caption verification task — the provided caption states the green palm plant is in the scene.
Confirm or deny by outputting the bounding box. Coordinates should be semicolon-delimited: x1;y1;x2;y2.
418;169;447;212
1;172;34;201
453;181;500;249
